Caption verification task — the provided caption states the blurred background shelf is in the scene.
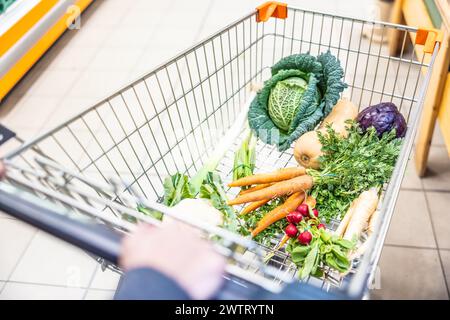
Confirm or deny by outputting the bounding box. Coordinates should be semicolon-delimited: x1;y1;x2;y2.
389;0;450;175
0;0;94;102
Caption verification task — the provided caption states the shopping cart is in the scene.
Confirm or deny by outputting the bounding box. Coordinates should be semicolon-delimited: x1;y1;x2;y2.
0;2;442;299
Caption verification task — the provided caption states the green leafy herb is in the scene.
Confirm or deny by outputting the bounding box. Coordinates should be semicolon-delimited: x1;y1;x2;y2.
308;122;402;221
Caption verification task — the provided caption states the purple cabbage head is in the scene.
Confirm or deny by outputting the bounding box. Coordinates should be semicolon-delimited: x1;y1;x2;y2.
357;102;407;138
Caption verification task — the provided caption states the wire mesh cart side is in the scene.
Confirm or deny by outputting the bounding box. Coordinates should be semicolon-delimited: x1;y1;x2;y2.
0;2;442;299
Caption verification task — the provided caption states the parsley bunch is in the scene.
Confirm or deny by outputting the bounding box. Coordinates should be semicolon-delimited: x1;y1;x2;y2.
307;122;402;222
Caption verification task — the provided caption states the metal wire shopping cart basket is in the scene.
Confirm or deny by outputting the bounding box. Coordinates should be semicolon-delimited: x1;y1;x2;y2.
0;2;442;299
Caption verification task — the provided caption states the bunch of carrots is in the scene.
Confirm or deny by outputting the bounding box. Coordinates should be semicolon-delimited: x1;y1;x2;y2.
227;167;316;237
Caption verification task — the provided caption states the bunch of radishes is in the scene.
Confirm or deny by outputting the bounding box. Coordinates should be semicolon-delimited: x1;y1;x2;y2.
284;203;325;245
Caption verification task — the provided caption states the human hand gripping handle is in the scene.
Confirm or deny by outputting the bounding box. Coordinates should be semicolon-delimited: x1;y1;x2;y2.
119;220;226;300
0;161;5;180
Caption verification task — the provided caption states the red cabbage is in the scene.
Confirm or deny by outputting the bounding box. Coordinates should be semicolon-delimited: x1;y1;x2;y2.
357;102;406;138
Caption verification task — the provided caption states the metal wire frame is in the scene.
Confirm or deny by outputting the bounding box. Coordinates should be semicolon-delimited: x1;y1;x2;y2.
0;5;438;298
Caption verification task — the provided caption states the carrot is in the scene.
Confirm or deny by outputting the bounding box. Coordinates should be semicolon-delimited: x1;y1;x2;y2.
239;183;273;195
240;199;270;215
277;234;290;249
263;235;290;263
228;175;313;205
304;195;316;208
251;192;305;237
228;167;306;187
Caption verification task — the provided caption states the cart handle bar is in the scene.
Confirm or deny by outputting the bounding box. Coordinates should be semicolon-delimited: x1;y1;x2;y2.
0;184;328;299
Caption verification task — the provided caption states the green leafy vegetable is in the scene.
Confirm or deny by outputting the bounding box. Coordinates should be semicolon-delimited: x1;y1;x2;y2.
286;223;356;279
248;52;346;151
238;198;287;245
200;172;239;232
307;122;402;221
232;131;257;183
137;205;163;221
162;173;194;207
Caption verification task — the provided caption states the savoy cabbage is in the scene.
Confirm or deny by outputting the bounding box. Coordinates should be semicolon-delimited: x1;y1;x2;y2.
248;51;346;151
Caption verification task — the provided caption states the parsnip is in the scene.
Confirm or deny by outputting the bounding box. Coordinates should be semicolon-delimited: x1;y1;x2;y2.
343;188;379;241
335;197;359;237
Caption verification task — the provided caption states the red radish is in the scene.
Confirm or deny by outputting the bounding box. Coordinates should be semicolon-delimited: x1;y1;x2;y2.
317;223;326;230
312;208;319;217
298;231;312;245
285;224;298;238
297;203;309;217
286;211;303;224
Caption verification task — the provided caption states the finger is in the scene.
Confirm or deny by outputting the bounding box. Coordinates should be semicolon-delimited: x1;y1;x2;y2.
0;162;6;180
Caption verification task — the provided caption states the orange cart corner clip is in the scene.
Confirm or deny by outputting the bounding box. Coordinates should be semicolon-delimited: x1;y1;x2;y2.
256;2;287;22
415;27;444;54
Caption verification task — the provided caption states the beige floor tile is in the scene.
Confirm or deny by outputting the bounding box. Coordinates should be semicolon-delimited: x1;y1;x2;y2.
88;47;145;71
43;97;98;129
81;0;134;28
401;158;423;190
371;246;448;299
67;70;132;99
385;190;436;248
426;192;450;249
0;282;85;300
439;250;450;291
0;219;36;280
84;289;115;300
0;210;15;219
9;231;97;287
422;147;450;191
102;26;156;49
4;96;61;132
46;47;99;71
0;95;25;123
4;64;46;99
25;70;81;98
90;266;121;290
66;26;112;48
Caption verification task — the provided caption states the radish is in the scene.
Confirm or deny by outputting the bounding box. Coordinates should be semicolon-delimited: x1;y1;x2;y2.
285;224;298;238
312;208;319;218
298;231;312;245
297;203;309;217
317;223;326;230
286;211;303;224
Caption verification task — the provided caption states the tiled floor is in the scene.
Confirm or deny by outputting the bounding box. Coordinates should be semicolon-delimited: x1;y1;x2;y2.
0;0;449;299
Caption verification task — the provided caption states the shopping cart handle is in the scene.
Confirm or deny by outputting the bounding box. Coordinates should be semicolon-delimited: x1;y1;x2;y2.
0;186;123;264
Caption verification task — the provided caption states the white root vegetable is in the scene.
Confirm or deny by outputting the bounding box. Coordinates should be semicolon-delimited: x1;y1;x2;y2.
334;198;359;237
366;208;380;236
343;188;379;241
172;198;223;227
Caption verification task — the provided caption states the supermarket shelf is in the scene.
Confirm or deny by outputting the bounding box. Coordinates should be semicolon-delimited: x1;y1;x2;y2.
0;0;94;102
0;0;40;35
